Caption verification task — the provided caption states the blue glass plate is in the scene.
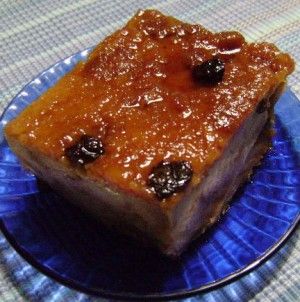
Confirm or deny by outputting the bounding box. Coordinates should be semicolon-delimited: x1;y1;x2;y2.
0;49;299;300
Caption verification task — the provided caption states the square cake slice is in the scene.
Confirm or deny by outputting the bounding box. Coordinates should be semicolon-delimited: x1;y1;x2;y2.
4;10;294;256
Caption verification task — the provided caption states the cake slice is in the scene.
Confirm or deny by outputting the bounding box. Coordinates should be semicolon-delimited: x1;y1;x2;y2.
4;10;294;256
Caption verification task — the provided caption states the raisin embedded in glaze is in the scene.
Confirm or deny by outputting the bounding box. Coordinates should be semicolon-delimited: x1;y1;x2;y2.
82;136;104;156
65;135;105;165
148;161;193;199
192;58;225;85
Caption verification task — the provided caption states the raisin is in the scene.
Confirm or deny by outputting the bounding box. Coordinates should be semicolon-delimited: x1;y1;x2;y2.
192;58;225;85
256;98;269;114
65;135;104;165
148;161;193;199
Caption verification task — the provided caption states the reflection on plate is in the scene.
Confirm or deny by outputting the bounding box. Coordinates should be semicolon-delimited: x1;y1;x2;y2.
0;49;299;300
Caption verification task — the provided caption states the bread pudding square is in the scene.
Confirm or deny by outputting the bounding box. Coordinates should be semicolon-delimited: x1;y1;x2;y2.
5;10;294;256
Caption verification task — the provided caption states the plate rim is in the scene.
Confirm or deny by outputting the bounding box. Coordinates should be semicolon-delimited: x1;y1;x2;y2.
0;49;299;300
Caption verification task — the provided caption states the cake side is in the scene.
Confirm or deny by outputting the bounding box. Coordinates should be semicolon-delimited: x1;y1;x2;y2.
166;84;283;255
5;135;173;250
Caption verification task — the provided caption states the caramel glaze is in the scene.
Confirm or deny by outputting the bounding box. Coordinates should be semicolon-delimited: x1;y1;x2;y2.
5;10;294;206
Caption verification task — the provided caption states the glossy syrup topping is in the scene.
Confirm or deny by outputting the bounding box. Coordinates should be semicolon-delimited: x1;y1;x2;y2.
6;10;294;203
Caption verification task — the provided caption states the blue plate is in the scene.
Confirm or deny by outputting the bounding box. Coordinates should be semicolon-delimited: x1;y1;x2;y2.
0;49;299;300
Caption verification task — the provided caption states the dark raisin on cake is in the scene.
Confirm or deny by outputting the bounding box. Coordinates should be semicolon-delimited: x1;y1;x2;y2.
256;98;270;114
192;58;225;85
148;161;193;199
65;135;105;165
